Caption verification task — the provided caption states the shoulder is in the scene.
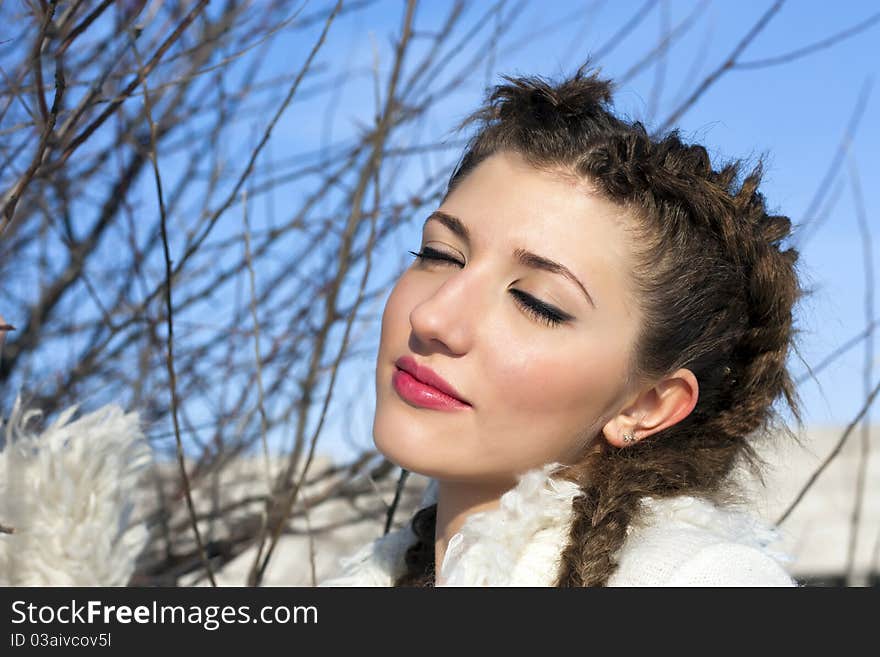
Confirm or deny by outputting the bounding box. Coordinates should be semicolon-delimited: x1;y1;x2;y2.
609;495;797;587
665;541;797;586
317;521;417;587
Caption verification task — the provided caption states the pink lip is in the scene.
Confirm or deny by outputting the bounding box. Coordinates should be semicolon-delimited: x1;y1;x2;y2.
392;356;471;410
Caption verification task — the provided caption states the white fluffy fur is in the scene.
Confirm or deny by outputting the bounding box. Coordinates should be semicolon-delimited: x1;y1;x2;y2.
0;396;152;586
436;463;583;585
320;461;797;587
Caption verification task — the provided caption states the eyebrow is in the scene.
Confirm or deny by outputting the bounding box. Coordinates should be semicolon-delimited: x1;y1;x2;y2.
424;211;596;309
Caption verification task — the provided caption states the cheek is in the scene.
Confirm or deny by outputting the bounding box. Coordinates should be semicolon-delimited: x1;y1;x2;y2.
476;339;623;470
490;340;621;418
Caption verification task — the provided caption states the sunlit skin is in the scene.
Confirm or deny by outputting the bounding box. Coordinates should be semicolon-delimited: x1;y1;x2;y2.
372;150;699;584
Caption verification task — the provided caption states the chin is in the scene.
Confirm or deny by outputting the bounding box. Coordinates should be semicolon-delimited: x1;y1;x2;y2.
372;381;493;481
373;429;506;485
371;420;461;481
373;420;433;475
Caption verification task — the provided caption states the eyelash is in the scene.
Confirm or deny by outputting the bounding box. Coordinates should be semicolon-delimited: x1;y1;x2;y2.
407;247;568;327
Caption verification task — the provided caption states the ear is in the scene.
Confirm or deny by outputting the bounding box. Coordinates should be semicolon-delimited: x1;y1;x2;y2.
602;368;699;448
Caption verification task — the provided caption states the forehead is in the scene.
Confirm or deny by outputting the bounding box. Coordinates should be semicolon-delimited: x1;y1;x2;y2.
440;151;628;244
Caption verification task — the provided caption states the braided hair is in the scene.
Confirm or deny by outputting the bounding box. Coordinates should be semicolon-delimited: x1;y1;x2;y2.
394;65;807;587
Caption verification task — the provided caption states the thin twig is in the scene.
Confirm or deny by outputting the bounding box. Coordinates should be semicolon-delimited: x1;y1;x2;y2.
844;152;873;585
646;0;669;120
776;372;880;525
302;485;318;587
385;468;411;535
735;11;880;69
592;0;657;62
794;77;874;248
619;0;708;87
795;319;879;386
242;188;272;489
241;185;274;577
659;0;785;131
31;0;57;126
133;34;217;587
58;0;116;56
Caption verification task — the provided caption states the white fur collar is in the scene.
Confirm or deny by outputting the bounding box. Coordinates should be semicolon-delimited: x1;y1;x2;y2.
405;461;793;586
425;462;581;585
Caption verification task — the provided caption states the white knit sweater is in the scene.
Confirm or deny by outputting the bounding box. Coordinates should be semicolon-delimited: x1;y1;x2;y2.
319;461;797;587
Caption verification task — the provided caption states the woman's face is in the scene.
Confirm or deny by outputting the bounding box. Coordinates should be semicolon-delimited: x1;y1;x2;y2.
373;150;642;487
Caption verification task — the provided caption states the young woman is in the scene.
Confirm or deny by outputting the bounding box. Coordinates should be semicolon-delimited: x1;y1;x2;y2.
319;65;805;587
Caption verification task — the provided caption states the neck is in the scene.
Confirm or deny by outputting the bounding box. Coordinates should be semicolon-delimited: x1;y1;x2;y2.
434;475;517;584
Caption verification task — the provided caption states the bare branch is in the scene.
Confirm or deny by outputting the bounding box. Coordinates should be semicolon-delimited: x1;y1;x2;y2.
659;0;785;131
735;10;880;70
776;372;880;525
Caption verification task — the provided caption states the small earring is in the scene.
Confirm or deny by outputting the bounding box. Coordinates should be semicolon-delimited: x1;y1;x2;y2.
622;430;636;445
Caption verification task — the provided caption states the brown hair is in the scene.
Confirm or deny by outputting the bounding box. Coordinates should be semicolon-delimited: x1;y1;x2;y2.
394;64;808;587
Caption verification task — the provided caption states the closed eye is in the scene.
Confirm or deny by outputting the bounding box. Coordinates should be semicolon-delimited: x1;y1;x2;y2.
407;247;572;327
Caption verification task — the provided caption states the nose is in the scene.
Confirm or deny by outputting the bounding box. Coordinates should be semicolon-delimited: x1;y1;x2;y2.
408;270;477;356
